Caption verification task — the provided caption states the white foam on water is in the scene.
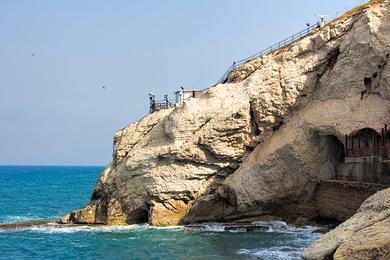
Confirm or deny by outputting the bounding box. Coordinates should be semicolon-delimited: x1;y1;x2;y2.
13;222;267;234
251;220;320;234
185;221;320;234
3;219;321;258
186;223;226;232
1;215;42;224
148;225;185;230
4;219;322;247
29;223;151;233
235;221;321;260
237;246;303;260
21;222;188;234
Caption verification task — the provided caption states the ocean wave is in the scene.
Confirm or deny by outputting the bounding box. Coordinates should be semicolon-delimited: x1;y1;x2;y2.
2;220;320;238
237;246;304;260
0;215;42;224
185;221;320;234
235;222;320;259
29;223;152;233
251;221;320;234
4;222;186;234
185;223;227;232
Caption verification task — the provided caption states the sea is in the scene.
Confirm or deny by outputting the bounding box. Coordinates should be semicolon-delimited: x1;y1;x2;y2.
0;166;320;259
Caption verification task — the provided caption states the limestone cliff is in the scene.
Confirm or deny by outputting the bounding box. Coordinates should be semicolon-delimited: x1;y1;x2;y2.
303;187;390;259
63;0;390;229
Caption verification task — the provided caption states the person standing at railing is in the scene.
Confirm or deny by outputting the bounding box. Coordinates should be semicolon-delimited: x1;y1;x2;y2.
306;23;311;33
164;94;172;108
149;93;157;113
316;15;326;27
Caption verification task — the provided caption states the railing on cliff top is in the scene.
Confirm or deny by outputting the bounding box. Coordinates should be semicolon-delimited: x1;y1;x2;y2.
214;0;372;86
150;99;175;113
215;22;322;85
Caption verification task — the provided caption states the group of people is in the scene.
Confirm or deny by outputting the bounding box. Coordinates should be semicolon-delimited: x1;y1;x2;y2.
148;93;173;113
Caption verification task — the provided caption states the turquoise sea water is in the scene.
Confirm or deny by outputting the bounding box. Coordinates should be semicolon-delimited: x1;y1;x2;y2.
0;166;320;259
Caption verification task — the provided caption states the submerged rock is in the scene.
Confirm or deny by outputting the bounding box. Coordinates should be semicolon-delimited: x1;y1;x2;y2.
64;1;390;242
0;220;53;231
186;222;270;232
223;224;270;232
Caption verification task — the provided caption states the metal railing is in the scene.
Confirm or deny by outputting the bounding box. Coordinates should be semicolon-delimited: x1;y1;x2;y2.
216;22;322;84
214;0;372;85
150;100;175;113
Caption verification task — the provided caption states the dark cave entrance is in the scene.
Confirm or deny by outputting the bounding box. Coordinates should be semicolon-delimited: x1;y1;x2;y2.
319;134;345;180
325;135;345;163
126;207;149;224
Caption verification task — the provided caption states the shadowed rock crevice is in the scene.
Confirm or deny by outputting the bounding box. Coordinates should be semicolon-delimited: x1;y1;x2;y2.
249;101;261;136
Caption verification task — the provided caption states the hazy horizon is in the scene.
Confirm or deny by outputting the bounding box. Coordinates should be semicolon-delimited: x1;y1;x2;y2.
0;0;367;165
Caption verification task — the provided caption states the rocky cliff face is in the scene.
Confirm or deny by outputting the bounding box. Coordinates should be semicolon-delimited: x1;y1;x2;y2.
63;0;390;228
64;86;257;225
303;187;390;259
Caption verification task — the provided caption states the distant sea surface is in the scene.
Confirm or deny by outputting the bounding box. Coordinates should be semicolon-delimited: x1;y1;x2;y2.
0;166;319;259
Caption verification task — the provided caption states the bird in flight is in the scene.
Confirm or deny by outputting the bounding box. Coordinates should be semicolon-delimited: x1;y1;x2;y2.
102;86;106;90
31;53;35;56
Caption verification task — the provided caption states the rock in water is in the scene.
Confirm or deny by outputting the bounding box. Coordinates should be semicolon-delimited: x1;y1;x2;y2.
64;0;390;233
302;187;390;259
0;220;52;231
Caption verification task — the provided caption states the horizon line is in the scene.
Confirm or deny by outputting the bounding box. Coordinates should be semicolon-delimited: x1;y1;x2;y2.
0;164;106;167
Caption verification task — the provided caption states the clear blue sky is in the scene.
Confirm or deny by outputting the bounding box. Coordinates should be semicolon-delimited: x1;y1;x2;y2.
0;0;367;165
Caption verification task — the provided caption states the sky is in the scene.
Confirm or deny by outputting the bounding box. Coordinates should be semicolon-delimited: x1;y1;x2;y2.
0;0;368;166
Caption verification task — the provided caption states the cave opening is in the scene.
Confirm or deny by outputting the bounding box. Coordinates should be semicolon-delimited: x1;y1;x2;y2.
318;134;345;180
327;135;345;163
321;134;345;163
314;216;341;227
126;207;149;224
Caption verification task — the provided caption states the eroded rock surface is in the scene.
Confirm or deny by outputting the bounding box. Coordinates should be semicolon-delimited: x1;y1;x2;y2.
303;187;390;260
64;0;390;230
64;85;257;226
